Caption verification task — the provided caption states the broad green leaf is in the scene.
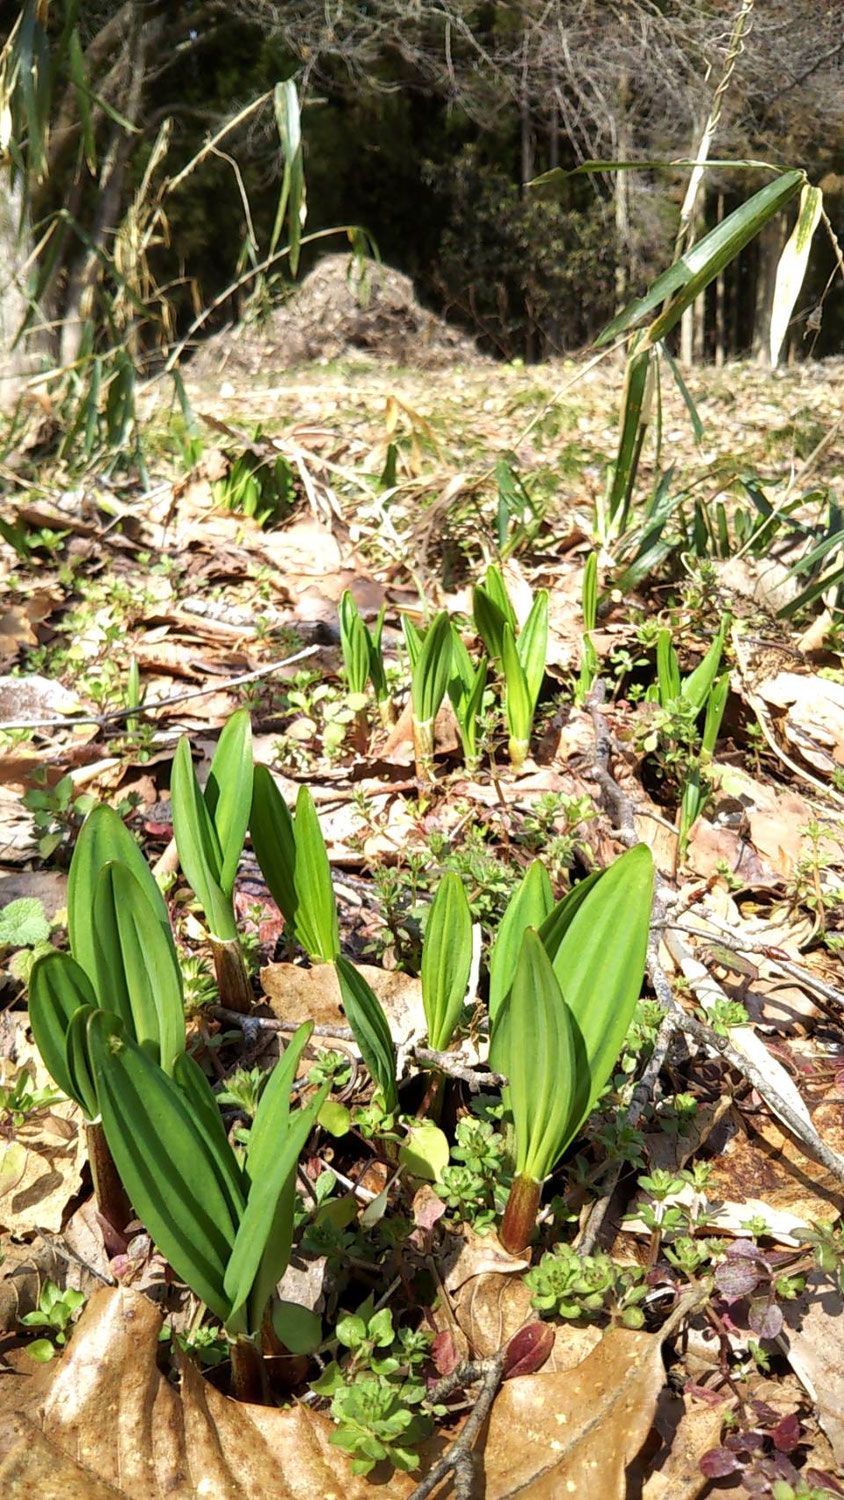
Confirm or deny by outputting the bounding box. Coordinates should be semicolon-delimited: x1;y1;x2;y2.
398;1120;450;1182
501;623;532;753
173;1052;235;1163
293;787;339;961
656;629;681;706
508;931;579;1182
272;1301;322;1355
65;1004;100;1122
472;585;509;661
89;1012;242;1322
93;862;185;1071
68;804;175;982
335;958;397;1113
205;709;253;897
448;626;475;711
421;872;473;1051
770;184;823;368
170;736;234;941
682;623;726;711
250;766;297;930
401;615;422;671
29;951;97;1110
226;1023;329;1332
552;844;654;1135
339;591;371;697
411;611;452;726
702;673;730;757
484;566;517;632
537;870;604;965
515;589;548;709
368;606;389;701
598;171;803;347
489;861;553;1027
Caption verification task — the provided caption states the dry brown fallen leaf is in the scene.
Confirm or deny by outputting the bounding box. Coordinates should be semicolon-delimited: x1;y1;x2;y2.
0;1045;86;1237
641;1396;728;1500
783;1270;844;1467
0;1283;694;1500
261;959;427;1050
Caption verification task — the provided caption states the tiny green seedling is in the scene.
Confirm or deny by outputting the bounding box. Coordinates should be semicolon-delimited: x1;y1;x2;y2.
575;552;599;705
646;622;730;856
21;1281;86;1361
473;566;548;769
338;590;393;731
171;709;253;1009
250;769;340;961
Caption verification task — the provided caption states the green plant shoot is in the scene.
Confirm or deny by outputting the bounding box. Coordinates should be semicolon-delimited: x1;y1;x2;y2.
421;872;473;1051
410;611;452;779
250;769;340;961
335;957;398;1113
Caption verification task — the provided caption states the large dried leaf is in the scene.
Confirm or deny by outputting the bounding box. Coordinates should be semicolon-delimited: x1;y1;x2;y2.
784;1270;844;1466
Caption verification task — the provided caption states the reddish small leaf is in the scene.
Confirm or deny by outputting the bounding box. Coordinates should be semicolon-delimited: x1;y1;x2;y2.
772;1411;802;1453
700;1447;742;1478
749;1297;784;1339
504;1321;555;1379
431;1329;460;1377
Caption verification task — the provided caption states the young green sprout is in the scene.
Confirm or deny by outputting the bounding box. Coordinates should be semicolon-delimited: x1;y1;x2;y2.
447;625;488;774
496;844;654;1253
335;957;398;1114
648;621;730;858
338;590;393;745
170;709;253;1011
575;552;599;706
409;611;452;781
250;768;340;961
501;589;549;771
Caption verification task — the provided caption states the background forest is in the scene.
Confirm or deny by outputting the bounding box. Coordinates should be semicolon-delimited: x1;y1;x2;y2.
4;0;844;382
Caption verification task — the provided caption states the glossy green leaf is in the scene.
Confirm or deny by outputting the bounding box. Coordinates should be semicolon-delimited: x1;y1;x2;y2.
702;673;730;757
273;1301;322;1355
656;629;681;706
551;844;654;1134
368;605;389;701
173;1052;234;1163
501;623;532;762
537;870;604;965
335;957;398;1113
401;615;422;671
598;171;803;347
582;553;598;634
515;589;548;709
293;786;340;961
92;862;185;1071
472;585;509;662
65;1004;100;1122
29;951;97;1110
508;930;579;1182
89;1011;243;1322
226;1024;329;1333
339;591;371;697
68;803;175;983
250;765;297;931
488;860;553;1074
170;735;234;941
411;611;452;726
682;626;726;712
205;709;253;896
398;1120;450;1182
421;872;473;1051
484;566;517;632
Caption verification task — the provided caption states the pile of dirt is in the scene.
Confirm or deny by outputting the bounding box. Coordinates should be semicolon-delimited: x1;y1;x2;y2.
188;255;484;379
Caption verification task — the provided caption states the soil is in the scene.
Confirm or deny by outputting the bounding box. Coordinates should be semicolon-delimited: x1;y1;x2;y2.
188;254;485;380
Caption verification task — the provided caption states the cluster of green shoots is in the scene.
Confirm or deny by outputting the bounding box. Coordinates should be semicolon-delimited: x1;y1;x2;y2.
338;563;548;777
27;703;655;1404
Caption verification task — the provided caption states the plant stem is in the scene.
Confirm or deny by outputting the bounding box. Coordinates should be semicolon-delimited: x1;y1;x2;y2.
85;1122;131;1237
508;736;529;771
230;1335;268;1403
210;936;252;1014
377;698;396;729
412;716;436;781
499;1173;541;1255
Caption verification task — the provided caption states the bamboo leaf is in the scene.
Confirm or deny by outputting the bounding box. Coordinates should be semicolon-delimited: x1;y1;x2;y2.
770;184;823;368
270;79;305;275
335;958;398;1113
421;872;473;1051
608;346;652;525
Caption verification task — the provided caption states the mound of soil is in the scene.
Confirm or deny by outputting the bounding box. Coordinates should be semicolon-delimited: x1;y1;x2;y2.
189;255;483;379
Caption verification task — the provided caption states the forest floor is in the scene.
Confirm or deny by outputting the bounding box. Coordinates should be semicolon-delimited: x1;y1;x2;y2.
1;350;844;1498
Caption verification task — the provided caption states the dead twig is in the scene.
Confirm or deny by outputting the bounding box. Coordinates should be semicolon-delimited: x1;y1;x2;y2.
407;1348;509;1500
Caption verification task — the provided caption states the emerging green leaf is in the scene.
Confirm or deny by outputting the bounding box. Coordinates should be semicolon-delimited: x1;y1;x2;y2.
68;803;175;982
29;952;98;1114
293;786;340;961
421;872;473;1051
335;958;398;1113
